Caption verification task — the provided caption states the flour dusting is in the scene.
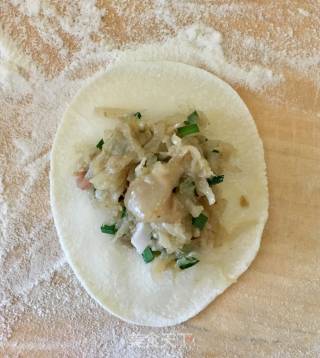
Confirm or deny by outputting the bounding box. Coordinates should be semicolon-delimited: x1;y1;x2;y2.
117;24;282;91
0;0;319;357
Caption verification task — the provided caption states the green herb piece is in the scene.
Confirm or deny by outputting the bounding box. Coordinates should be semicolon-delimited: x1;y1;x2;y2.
96;138;104;150
176;256;199;270
153;250;162;257
101;224;117;235
184;110;199;125
121;207;127;218
212;149;220;153
192;213;208;230
207;175;224;186
134;112;142;119
177;123;200;138
142;247;154;263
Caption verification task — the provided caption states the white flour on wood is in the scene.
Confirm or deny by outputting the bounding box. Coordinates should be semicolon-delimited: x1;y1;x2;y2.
0;0;319;357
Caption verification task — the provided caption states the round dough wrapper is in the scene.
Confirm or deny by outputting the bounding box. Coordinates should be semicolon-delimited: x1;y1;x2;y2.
50;61;268;327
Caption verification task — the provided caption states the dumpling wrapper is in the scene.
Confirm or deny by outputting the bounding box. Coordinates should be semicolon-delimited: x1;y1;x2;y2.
50;61;268;327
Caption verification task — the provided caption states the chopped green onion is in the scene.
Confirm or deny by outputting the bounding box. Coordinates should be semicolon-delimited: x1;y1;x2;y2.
212;149;220;153
134;112;142;119
96;138;104;150
207;175;224;186
101;224;117;235
142;247;154;263
177;123;200;138
176;256;199;270
121;206;127;218
192;213;208;230
184;110;199;125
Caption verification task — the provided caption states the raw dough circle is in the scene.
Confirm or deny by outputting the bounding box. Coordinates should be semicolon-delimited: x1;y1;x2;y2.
50;61;268;326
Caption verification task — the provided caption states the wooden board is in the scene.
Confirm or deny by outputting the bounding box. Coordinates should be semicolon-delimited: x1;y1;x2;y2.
1;1;319;357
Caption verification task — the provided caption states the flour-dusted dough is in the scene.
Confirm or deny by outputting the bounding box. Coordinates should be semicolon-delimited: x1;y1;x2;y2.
50;61;268;326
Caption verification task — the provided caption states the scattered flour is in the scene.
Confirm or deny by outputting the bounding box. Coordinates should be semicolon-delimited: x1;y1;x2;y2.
10;0;41;17
117;24;282;91
0;0;319;357
0;31;31;95
297;8;310;17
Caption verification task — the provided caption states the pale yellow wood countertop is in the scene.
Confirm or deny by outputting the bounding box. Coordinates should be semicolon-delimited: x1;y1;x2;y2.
0;1;319;357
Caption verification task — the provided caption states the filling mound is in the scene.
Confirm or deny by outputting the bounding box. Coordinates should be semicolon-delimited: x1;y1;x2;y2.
74;109;232;270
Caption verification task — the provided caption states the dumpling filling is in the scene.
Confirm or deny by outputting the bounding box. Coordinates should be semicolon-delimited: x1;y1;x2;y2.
74;110;227;270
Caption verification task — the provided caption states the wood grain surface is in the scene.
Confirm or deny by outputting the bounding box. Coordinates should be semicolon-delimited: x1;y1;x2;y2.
1;1;319;357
